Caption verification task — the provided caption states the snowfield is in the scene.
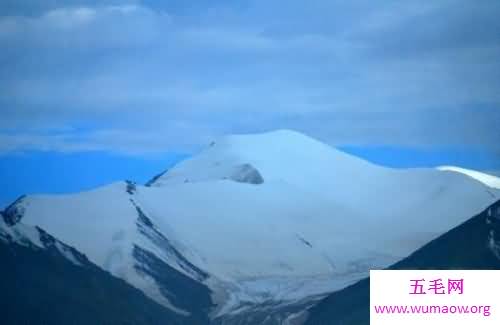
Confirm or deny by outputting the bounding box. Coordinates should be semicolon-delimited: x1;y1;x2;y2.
7;130;500;316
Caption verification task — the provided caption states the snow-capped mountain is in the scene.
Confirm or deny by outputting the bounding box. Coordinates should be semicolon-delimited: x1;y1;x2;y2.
3;130;499;321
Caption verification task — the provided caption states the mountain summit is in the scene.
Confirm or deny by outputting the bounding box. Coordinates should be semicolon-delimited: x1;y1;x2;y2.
149;129;378;187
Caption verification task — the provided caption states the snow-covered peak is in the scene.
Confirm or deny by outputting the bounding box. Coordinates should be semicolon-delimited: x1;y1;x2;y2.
148;130;498;218
149;129;376;188
437;166;500;189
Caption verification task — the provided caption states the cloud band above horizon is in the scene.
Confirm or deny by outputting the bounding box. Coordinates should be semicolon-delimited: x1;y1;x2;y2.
0;0;499;156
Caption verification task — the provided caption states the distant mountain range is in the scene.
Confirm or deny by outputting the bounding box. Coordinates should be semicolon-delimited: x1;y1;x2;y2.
2;130;499;324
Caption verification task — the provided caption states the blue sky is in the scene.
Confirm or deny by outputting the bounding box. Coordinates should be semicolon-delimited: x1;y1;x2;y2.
0;1;499;207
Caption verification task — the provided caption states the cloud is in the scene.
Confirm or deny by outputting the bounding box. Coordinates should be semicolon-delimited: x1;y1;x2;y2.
0;4;169;50
0;1;499;156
